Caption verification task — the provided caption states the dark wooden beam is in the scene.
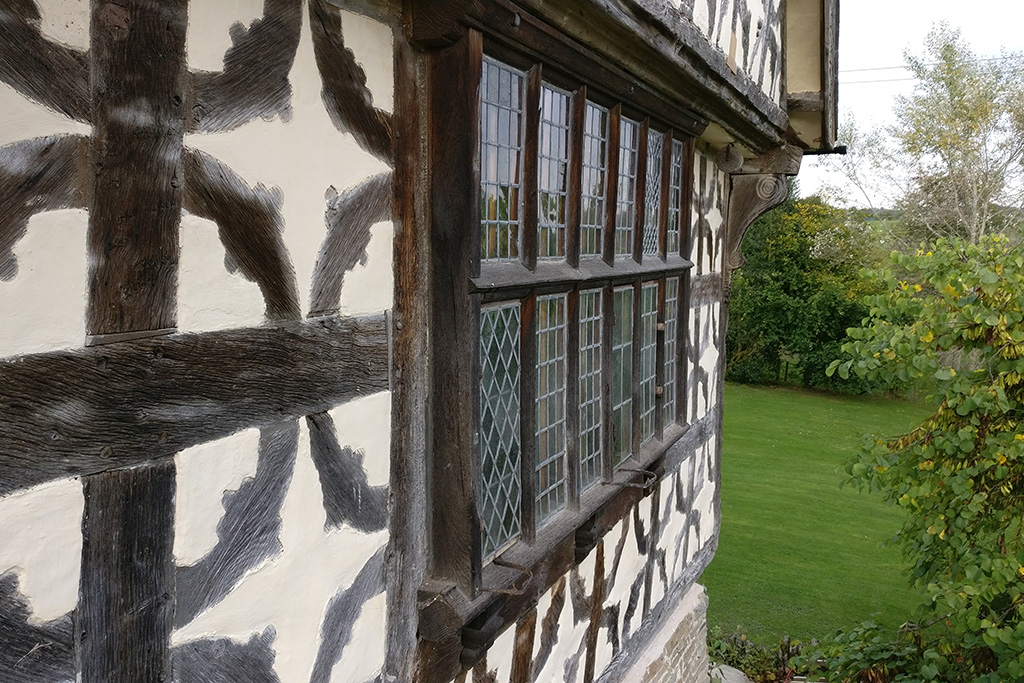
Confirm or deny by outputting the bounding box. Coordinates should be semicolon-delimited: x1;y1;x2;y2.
0;315;389;496
428;29;484;590
79;2;189;680
78;462;176;683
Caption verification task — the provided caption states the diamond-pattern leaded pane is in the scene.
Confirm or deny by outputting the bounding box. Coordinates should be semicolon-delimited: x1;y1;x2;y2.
640;283;658;442
667;139;684;255
663;277;680;425
581;103;608;257
643;130;664;256
535;294;567;524
615;118;639;257
480;303;522;558
579;289;603;488
612;287;633;464
480;58;525;261
538;85;571;258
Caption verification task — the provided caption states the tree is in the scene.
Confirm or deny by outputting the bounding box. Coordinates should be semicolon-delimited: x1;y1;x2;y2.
818;24;1024;246
821;235;1024;682
726;191;884;391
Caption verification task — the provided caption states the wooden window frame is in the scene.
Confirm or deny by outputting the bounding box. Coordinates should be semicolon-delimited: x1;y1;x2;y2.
423;17;701;645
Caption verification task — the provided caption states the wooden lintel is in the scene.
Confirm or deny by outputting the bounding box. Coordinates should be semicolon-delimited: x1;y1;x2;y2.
0;315;389;496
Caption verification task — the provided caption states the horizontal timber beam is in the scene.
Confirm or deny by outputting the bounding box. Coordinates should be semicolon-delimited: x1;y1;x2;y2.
0;315;389;496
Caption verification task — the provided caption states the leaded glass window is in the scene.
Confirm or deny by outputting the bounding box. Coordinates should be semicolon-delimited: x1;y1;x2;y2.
468;53;696;570
667;139;685;255
538;85;571;258
615;117;640;257
643;130;664;256
611;286;634;464
663;277;680;425
480;58;525;261
581;103;608;257
480;303;522;558
535;294;568;523
578;289;603;489
639;283;658;442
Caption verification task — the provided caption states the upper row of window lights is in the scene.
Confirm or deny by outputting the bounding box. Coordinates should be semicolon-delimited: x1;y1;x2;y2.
480;57;687;263
478;277;683;559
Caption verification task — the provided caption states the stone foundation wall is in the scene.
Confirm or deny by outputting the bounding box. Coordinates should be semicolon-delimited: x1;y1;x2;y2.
625;584;710;683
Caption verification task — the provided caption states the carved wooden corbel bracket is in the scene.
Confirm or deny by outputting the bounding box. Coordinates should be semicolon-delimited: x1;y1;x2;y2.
723;173;789;299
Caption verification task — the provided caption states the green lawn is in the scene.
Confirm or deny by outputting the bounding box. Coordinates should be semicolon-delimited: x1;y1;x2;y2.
701;383;933;644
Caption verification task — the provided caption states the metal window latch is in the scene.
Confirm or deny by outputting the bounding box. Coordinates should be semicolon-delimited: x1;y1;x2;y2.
479;557;532;596
602;467;657;489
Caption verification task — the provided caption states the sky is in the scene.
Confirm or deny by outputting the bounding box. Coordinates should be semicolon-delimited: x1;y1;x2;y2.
799;0;1024;199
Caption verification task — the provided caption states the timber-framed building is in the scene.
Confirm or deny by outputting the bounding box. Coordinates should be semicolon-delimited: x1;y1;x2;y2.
0;1;838;681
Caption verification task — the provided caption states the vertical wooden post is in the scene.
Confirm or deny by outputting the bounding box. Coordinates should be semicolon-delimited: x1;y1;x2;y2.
79;1;187;681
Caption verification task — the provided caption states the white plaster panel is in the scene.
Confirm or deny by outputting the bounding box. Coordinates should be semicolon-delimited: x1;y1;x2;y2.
182;2;394;328
339;9;394;115
331;591;387;682
487;623;517;683
172;419;388;682
186;1;265;72
0;210;87;357
327;391;392;487
0;478;83;621
539;585;590;683
38;0;90;51
173;429;262;566
178;215;266;333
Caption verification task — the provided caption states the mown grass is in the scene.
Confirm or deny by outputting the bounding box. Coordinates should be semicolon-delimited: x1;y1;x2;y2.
701;383;933;644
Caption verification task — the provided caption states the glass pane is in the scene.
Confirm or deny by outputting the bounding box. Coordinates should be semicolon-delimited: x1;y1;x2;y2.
480;303;522;558
535;295;567;523
667;139;685;255
581;103;608;257
579;289;603;488
611;287;633;464
643;130;664;255
480;58;524;261
538;85;571;258
663;277;680;425
615;118;639;257
640;283;658;442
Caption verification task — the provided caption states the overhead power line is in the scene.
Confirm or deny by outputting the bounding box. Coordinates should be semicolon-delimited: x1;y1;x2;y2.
840;77;919;85
839;55;1017;74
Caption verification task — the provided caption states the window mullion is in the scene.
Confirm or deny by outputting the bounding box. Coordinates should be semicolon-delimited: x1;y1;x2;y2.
565;86;586;268
655;278;665;441
521;65;542;270
630;279;642;459
602;105;621;266
519;293;538;543
632;118;649;264
565;289;581;509
600;286;614;477
659;130;673;260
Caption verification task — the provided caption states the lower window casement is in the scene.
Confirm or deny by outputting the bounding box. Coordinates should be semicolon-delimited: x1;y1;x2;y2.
476;277;686;564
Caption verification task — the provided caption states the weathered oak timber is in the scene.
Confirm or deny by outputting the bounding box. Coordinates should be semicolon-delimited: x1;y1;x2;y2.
78;462;176;683
428;29;483;590
309;0;394;164
566;86;586;269
0;2;90;123
723;173;788;298
387;33;429;683
0;315;389;495
521;65;542;270
80;3;189;681
183;148;302;322
188;0;303;134
87;0;188;337
0;136;88;281
509;608;538;683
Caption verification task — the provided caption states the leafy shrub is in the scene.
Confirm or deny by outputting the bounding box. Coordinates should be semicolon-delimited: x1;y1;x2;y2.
708;628;807;682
